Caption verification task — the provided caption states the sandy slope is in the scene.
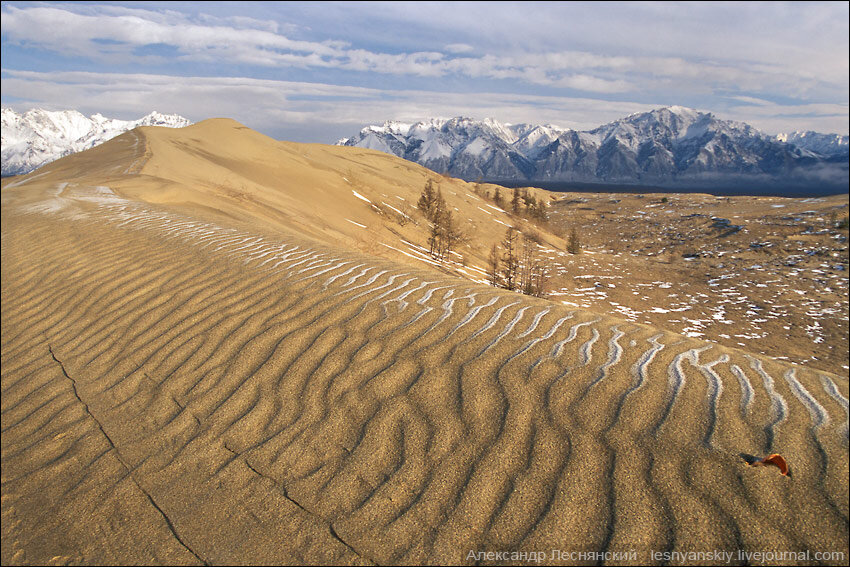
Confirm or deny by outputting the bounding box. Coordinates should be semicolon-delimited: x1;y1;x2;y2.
1;122;848;565
111;119;556;275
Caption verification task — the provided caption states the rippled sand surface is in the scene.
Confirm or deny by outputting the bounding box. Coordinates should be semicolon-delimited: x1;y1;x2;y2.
2;122;847;565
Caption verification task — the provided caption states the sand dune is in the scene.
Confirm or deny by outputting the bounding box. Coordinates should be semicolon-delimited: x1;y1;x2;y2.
115;119;556;273
2;122;848;565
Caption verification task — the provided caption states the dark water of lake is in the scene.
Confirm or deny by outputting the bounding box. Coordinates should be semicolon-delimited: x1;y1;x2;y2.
486;179;848;198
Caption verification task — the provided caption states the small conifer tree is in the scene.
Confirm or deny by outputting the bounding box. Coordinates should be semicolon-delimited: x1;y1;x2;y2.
494;187;504;208
501;227;519;290
567;228;581;254
417;179;438;220
511;189;521;214
488;244;501;287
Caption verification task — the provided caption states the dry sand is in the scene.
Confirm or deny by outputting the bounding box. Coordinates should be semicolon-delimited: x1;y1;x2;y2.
1;120;848;565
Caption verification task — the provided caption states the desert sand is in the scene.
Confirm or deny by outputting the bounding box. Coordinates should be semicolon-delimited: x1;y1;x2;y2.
2;120;847;565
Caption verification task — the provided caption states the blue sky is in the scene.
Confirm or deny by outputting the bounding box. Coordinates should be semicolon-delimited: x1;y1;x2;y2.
2;1;848;142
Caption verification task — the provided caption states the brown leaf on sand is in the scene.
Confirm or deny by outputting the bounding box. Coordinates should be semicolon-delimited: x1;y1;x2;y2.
750;453;790;476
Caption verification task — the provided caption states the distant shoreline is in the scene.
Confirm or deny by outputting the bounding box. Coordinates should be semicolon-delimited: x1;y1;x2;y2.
4;172;845;199
486;179;848;198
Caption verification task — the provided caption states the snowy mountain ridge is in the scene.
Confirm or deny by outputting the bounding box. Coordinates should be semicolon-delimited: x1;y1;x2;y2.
1;107;191;176
338;107;849;191
775;130;849;157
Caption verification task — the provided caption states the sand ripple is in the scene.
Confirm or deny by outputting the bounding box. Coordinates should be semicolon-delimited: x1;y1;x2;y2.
2;187;848;565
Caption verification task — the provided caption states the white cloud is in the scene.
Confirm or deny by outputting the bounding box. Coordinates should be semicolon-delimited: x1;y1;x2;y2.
3;3;844;100
444;43;474;54
725;101;850;135
0;5;342;62
0;69;659;138
551;74;632;94
1;3;846;136
3;68;847;139
355;1;848;85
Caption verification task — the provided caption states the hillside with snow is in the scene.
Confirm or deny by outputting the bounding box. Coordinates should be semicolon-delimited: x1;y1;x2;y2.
1;108;191;176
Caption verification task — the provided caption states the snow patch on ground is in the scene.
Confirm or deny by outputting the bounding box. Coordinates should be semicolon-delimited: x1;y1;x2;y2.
352;190;372;203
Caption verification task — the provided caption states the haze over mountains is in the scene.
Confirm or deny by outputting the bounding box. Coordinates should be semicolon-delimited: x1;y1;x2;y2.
1;108;191;177
338;106;849;194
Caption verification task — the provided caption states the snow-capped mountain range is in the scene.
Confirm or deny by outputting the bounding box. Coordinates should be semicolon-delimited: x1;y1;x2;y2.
338;106;849;191
3;105;846;192
1;108;191;176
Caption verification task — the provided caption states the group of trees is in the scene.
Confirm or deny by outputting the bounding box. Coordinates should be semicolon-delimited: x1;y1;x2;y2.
488;186;548;222
473;182;548;224
512;188;548;222
416;179;579;292
489;226;547;297
418;179;465;262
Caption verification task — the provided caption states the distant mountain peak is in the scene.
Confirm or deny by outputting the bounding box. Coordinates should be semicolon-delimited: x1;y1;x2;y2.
661;105;703;117
775;130;849;157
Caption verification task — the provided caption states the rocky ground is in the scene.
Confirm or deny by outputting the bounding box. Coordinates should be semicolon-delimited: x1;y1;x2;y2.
542;192;849;376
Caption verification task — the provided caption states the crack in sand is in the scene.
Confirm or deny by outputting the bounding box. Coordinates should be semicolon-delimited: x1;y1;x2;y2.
225;444;373;565
48;345;208;566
